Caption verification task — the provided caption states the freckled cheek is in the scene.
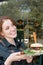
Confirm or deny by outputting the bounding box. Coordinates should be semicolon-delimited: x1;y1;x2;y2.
2;30;7;35
4;30;10;35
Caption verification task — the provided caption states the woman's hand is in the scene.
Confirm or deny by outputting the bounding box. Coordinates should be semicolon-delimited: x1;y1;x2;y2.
4;52;21;65
4;52;33;65
26;55;33;63
9;52;25;61
4;52;26;65
10;52;33;63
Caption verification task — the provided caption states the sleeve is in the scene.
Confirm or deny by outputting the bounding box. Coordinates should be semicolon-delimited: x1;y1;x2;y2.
0;43;10;62
18;42;26;50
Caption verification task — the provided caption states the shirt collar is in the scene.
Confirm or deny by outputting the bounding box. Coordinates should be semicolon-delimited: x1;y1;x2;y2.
2;38;12;47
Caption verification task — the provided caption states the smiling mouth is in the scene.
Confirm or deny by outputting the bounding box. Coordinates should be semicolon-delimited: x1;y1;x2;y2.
10;32;17;35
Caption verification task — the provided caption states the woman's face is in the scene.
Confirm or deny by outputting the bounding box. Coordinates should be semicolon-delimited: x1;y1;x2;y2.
1;19;17;39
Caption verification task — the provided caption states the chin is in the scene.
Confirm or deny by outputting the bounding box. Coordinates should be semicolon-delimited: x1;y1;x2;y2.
11;34;17;38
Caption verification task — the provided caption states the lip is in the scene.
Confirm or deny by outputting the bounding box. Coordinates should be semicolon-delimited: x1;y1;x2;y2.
10;31;17;35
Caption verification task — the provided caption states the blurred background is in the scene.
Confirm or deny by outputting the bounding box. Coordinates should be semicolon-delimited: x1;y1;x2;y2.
0;0;43;44
0;0;43;65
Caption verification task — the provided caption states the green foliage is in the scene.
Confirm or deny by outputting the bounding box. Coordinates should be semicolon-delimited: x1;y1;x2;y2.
0;0;43;22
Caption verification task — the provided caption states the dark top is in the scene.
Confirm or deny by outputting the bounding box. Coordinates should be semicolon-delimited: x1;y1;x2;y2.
0;38;33;65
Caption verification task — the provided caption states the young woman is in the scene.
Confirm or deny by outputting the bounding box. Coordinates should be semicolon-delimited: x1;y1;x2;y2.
0;16;33;65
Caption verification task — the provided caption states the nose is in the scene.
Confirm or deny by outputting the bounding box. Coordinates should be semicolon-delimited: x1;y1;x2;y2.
11;26;16;31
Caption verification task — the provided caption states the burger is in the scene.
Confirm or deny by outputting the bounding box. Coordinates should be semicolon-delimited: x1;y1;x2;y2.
30;43;43;52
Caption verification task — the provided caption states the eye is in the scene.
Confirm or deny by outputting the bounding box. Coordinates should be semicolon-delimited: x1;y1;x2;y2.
5;26;10;30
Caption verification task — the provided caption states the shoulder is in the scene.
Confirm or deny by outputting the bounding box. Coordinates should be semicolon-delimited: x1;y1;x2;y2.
0;39;5;46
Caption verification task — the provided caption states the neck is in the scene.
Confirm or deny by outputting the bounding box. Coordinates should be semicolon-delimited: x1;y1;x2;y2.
4;37;16;45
